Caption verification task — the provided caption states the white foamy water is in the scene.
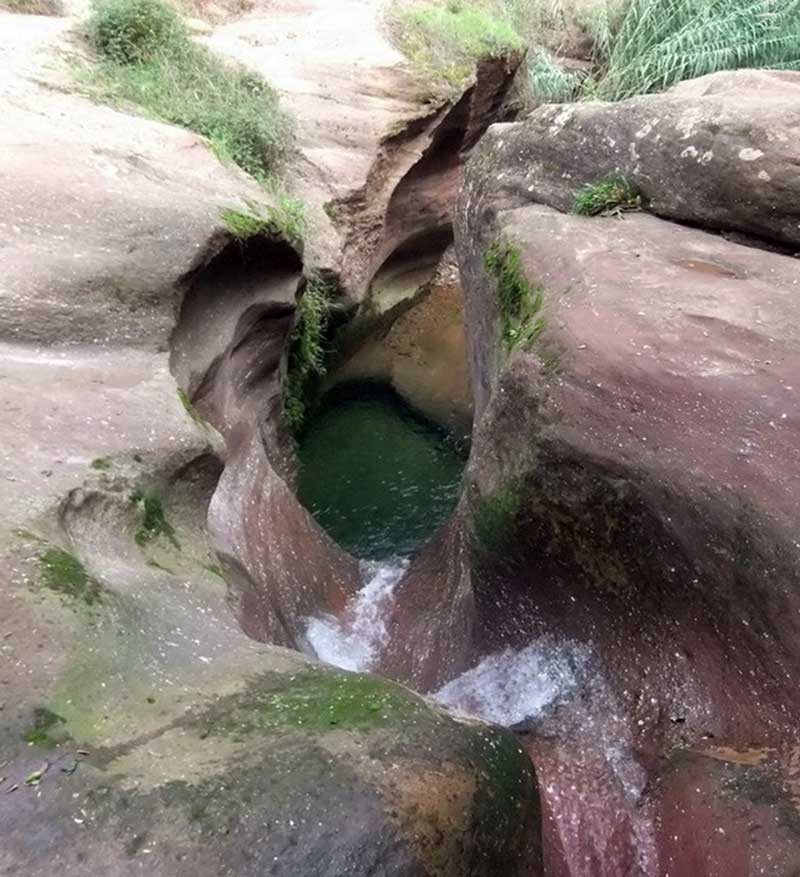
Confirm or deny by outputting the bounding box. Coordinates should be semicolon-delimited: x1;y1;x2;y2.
305;559;408;672
433;639;591;727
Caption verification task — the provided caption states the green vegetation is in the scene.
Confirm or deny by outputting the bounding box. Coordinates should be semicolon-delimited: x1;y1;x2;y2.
40;547;103;606
24;707;69;747
392;0;800;102
484;241;546;353
388;1;523;88
90;456;113;471
83;0;293;183
283;273;335;434
592;0;800;101
131;488;180;549
199;670;430;738
527;48;583;102
176;387;208;429
471;481;523;556
1;0;62;12
573;175;641;216
219;195;307;248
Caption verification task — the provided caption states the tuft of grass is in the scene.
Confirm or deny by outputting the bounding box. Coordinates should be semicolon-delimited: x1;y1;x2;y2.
219;194;306;248
282;273;335;434
389;1;523;88
87;0;185;63
131;488;180;549
1;0;62;12
39;547;103;605
90;456;113;471
573;175;641;216
528;48;583;102
593;0;800;101
177;387;209;429
484;241;546;353
24;707;69;747
82;0;293;183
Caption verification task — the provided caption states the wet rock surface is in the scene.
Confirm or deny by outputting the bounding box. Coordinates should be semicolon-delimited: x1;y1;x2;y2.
381;71;800;874
0;4;539;874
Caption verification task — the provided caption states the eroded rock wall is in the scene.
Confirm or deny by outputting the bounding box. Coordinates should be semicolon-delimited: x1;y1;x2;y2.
382;70;800;875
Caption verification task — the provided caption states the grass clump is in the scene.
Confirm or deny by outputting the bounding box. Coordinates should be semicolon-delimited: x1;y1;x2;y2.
220;195;306;248
83;0;293;183
1;0;62;13
283;274;335;434
592;0;800;101
484;241;546;353
573;175;641;216
528;48;583;102
131;488;180;549
389;0;523;88
87;0;185;63
40;547;103;606
90;456;113;471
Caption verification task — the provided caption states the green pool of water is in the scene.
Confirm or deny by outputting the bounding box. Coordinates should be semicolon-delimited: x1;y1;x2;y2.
297;383;466;560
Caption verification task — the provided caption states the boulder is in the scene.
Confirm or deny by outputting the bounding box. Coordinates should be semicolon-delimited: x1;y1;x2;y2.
459;70;800;321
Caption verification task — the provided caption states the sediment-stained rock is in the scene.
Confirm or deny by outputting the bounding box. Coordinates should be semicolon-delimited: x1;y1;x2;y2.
0;5;542;873
328;249;474;436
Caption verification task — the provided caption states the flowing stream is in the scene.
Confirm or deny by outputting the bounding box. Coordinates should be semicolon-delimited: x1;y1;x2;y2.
298;381;589;728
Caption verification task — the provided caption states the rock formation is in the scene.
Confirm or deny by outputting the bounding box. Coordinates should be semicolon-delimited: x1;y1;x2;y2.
380;69;800;874
0;2;536;873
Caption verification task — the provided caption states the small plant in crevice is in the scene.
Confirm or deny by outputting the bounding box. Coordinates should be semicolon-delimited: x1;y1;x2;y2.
282;273;336;434
39;547;103;606
471;480;524;559
130;488;180;549
484;240;546;353
573;175;641;217
81;0;294;184
219;195;306;249
2;0;63;13
176;387;210;429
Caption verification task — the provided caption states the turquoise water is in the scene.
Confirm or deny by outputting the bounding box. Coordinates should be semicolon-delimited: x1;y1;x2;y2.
297;383;466;560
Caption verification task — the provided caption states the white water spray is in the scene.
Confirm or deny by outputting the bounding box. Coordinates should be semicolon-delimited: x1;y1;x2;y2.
305;558;408;672
432;639;591;727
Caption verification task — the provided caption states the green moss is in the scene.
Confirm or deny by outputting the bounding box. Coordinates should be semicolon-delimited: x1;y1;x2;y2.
573;175;641;217
24;706;69;747
198;670;431;739
202;563;225;579
39;547;103;605
81;0;293;184
90;456;113;471
322;200;341;224
131;489;180;549
282;273;335;434
469;730;538;869
484;241;546;353
471;481;524;556
176;388;207;429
